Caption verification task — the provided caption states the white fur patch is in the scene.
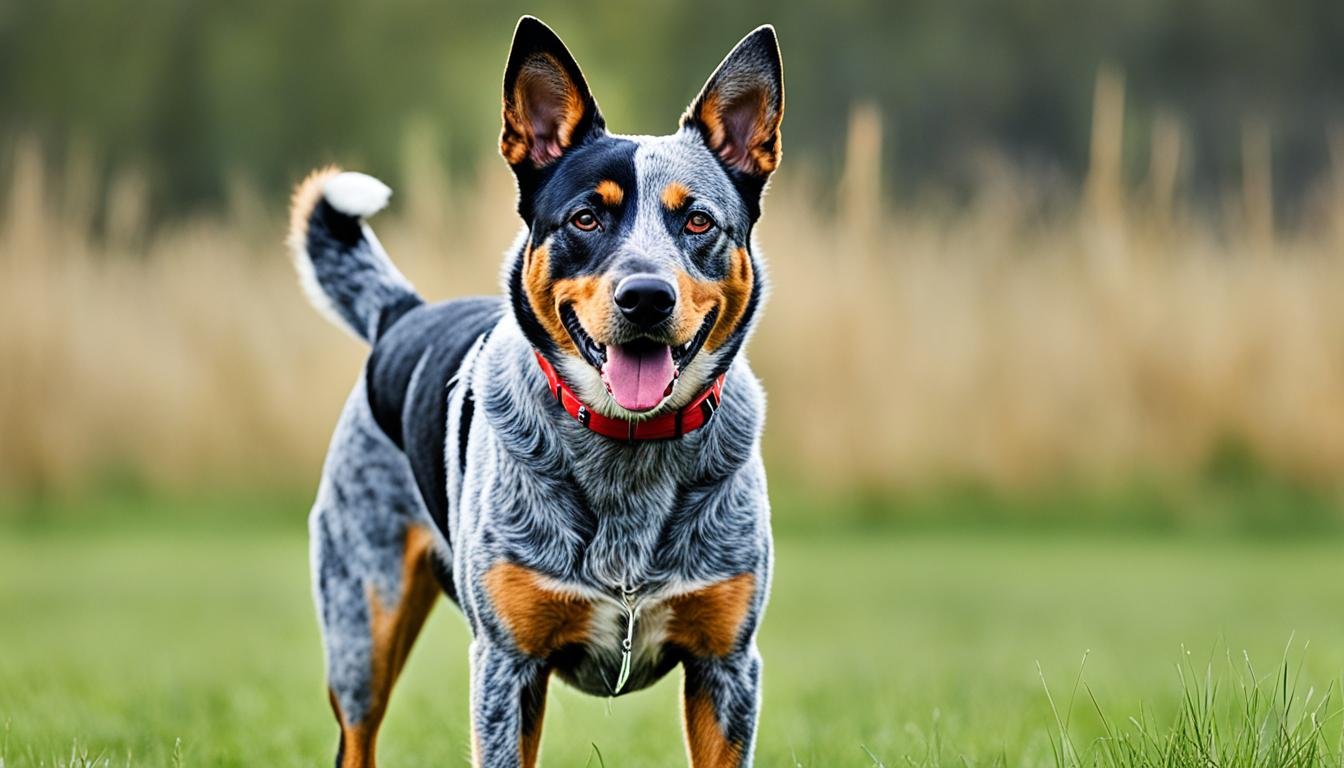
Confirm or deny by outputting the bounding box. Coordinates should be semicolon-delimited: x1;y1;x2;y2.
323;172;392;217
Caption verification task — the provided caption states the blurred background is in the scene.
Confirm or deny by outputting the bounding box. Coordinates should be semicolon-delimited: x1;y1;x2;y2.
3;2;1344;766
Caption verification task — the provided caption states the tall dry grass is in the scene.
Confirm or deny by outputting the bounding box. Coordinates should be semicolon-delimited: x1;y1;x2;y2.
4;79;1344;498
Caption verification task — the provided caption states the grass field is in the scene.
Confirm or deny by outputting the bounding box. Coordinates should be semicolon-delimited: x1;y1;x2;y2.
3;499;1343;767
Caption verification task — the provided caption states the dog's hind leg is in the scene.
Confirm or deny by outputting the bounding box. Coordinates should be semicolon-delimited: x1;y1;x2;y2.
310;380;443;767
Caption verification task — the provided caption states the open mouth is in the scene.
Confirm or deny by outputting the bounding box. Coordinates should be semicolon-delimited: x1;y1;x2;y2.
560;304;719;412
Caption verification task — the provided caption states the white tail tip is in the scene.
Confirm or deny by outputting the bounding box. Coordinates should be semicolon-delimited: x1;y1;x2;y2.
323;172;392;218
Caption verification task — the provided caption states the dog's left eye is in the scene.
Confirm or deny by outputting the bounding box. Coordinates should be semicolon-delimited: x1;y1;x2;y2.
571;210;601;232
684;212;715;235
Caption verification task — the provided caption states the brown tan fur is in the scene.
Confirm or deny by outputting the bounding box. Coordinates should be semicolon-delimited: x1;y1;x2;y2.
674;247;755;353
595;179;624;207
662;181;692;210
696;89;781;176
333;526;440;768
483;562;594;658
519;672;551;768
288;165;341;245
523;244;614;351
682;688;743;768
501;53;585;167
666;573;756;657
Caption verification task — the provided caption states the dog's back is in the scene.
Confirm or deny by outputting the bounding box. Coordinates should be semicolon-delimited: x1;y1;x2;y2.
364;297;502;556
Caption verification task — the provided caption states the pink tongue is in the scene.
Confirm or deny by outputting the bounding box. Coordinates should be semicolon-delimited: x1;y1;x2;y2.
601;344;676;412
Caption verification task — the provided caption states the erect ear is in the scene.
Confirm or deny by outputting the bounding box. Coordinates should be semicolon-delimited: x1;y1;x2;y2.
500;16;603;171
682;25;784;179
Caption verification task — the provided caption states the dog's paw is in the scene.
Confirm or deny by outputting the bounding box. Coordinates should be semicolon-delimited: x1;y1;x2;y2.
323;172;392;218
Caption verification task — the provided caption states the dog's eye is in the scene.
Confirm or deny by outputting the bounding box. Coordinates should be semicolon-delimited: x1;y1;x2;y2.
684;212;715;235
571;210;601;232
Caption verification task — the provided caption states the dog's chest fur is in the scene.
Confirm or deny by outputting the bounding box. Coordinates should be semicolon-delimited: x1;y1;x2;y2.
445;319;769;693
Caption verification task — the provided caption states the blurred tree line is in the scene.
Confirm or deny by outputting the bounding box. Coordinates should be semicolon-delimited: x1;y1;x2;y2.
1;0;1341;221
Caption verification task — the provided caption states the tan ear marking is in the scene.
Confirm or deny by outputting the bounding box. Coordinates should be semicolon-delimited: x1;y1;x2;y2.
502;52;586;167
697;87;780;176
684;27;784;179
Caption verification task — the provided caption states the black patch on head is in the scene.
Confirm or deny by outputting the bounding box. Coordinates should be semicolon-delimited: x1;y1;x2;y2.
518;134;639;237
510;136;641;355
530;136;639;271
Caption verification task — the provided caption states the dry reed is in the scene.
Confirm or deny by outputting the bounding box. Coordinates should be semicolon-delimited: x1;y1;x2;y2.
3;80;1344;498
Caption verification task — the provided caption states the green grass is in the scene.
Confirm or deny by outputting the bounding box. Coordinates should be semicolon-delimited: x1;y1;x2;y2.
2;504;1344;766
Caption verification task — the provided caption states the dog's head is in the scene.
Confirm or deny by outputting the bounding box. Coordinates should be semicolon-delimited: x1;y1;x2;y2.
501;16;783;419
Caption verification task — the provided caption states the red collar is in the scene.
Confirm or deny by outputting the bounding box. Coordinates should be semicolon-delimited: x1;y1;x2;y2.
533;350;725;442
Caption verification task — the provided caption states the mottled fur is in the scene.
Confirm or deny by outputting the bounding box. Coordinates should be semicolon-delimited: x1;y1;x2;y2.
291;16;783;768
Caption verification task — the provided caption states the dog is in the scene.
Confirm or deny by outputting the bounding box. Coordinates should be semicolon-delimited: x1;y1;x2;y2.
288;16;782;767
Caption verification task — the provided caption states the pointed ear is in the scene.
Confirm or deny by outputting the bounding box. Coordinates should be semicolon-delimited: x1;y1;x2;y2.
500;16;603;171
682;25;784;178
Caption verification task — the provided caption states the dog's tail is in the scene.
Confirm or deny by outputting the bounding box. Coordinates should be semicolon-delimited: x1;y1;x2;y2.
287;168;423;344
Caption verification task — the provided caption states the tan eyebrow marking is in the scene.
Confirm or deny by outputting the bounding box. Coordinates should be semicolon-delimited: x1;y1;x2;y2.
661;182;693;212
595;179;624;207
661;181;692;210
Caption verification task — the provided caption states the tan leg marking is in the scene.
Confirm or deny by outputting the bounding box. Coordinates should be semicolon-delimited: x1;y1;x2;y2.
483;562;593;658
519;670;551;768
682;687;743;768
332;525;440;768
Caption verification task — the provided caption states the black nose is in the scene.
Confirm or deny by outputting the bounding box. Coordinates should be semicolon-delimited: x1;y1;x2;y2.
614;275;676;329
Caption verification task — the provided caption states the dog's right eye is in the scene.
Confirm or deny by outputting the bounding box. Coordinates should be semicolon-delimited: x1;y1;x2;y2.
570;210;600;232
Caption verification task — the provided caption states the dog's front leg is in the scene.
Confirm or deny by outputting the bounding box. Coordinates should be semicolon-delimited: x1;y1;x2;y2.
681;644;763;767
469;639;550;768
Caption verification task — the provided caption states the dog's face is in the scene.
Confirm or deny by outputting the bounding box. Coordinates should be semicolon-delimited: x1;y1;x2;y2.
500;17;783;419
